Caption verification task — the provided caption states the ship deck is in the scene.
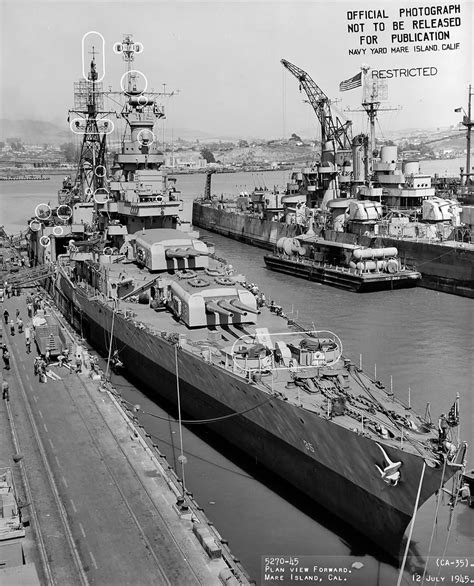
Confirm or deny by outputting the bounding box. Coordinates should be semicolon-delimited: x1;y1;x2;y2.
83;259;444;466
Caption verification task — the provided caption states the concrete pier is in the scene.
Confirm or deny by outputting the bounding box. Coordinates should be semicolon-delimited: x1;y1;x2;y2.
0;292;251;585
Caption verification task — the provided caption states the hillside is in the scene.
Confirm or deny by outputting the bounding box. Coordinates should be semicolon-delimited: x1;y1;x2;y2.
0;119;71;145
0;119;231;145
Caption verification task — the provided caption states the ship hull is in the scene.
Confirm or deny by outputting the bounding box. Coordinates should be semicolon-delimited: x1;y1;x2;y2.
192;202;474;298
44;271;456;558
263;254;420;292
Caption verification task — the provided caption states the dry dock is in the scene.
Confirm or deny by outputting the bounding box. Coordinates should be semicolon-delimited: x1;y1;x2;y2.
0;293;251;585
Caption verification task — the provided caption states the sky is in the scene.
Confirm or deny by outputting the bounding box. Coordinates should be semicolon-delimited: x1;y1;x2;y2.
0;0;472;139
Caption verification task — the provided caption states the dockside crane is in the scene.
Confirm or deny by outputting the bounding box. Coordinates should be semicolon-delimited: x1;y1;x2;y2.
281;59;352;151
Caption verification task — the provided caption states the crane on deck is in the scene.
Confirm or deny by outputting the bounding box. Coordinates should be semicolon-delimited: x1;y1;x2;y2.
281;59;352;151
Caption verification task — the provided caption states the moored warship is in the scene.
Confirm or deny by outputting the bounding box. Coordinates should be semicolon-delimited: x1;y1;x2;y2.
192;61;474;298
24;36;467;558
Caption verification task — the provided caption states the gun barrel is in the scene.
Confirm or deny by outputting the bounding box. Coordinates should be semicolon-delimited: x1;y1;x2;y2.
205;301;234;317
218;299;246;315
230;299;259;315
166;248;189;259
184;247;201;258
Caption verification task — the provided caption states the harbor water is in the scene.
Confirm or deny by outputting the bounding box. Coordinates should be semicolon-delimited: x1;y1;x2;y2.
0;168;472;585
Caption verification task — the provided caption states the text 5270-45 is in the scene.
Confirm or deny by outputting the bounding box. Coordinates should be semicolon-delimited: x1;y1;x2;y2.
264;557;300;567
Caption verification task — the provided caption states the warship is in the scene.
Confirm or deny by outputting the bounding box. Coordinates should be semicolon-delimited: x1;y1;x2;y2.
193;61;474;298
24;36;467;558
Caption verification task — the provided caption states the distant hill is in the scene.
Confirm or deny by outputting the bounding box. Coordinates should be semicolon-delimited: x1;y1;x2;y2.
0;118;238;145
0;119;71;145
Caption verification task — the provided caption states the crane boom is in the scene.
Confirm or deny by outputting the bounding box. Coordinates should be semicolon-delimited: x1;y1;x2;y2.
281;59;352;150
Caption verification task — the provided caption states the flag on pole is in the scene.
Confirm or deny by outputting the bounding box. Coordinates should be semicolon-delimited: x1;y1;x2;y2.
454;107;462;112
339;72;362;92
447;398;459;427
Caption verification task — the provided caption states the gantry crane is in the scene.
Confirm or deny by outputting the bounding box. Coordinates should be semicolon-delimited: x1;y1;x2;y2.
281;59;352;151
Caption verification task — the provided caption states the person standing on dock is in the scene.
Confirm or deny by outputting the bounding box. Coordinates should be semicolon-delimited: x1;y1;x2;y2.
3;310;9;324
9;320;15;335
17;317;23;333
27;302;33;318
2;380;9;401
39;362;47;384
25;327;31;354
3;350;10;370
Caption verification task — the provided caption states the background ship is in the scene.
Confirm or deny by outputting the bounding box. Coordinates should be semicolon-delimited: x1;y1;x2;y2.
192;61;474;298
23;36;468;561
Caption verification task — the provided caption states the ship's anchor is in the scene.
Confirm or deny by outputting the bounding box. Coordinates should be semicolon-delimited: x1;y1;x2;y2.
375;443;402;486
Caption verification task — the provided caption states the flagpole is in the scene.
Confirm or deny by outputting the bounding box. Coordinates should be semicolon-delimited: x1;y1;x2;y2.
456;393;460;446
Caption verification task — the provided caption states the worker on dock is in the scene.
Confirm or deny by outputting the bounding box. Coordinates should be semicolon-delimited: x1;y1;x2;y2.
2;379;9;401
17;316;23;333
2;349;10;370
25;327;31;354
38;360;47;383
3;309;9;324
9;320;15;335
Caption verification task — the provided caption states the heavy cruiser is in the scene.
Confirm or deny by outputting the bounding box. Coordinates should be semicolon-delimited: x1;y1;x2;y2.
24;36;467;558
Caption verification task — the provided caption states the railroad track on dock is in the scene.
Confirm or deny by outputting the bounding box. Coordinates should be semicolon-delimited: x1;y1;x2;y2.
3;299;205;585
45;298;217;584
5;328;88;585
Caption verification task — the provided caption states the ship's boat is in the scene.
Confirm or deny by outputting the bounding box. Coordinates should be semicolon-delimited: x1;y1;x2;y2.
26;36;467;558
